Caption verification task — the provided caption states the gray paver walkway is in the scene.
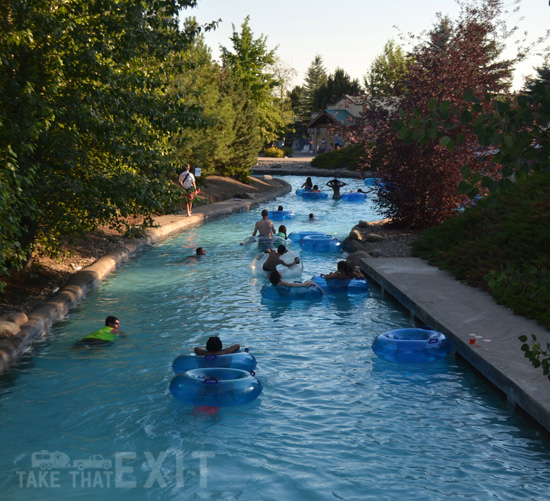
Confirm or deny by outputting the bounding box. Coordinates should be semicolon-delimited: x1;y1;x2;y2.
360;257;550;433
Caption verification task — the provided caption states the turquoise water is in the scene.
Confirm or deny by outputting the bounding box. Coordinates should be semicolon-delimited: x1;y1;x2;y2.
1;175;550;500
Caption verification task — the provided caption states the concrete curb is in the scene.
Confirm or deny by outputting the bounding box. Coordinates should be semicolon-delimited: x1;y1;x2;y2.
0;179;292;374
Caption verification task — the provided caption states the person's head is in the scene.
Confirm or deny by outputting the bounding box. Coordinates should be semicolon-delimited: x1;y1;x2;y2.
269;270;282;285
105;316;119;328
278;205;283;211
184;163;190;171
306;177;312;183
309;213;315;220
313;185;318;190
277;244;287;255
261;209;268;218
278;225;287;235
206;336;222;352
196;247;206;256
337;261;348;273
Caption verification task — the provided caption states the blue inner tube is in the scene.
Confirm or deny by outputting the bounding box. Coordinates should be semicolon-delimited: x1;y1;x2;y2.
288;231;324;243
302;191;328;200
260;284;323;301
311;276;369;293
295;188;311;196
172;351;257;373
300;235;342;252
169;368;263;407
371;327;451;364
341;192;367;202
268;210;296;220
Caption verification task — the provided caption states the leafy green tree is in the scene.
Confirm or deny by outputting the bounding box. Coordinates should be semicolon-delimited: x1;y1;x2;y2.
0;0;202;285
358;0;517;229
364;40;412;97
220;16;287;145
313;67;362;110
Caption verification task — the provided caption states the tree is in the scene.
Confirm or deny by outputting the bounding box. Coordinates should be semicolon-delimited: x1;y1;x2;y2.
300;55;327;115
357;0;518;229
220;16;288;145
364;40;412;97
0;0;202;285
313;67;362;110
524;54;550;96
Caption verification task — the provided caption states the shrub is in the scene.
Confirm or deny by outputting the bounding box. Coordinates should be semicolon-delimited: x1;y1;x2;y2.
310;144;365;170
263;147;284;158
413;172;550;329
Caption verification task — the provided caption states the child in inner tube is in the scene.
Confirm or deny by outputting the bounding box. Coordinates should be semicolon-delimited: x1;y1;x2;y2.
194;336;240;356
269;271;326;293
262;245;299;272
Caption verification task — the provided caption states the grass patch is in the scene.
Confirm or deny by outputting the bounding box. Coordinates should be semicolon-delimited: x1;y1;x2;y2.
412;172;550;329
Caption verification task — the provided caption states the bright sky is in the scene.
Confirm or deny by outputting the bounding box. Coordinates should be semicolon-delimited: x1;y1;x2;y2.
183;0;549;91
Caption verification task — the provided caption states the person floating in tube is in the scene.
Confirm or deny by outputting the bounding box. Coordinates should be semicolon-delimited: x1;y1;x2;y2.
194;336;240;356
262;245;300;272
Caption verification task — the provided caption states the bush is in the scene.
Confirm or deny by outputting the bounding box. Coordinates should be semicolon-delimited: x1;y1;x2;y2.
263;147;284;158
310;144;365;170
413;172;550;329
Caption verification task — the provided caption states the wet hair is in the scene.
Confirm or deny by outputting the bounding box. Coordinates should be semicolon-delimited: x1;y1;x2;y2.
309;213;315;219
313;185;319;190
206;336;222;352
196;247;205;255
105;316;118;326
277;245;287;254
261;209;268;217
269;271;282;285
278;225;287;237
337;261;352;274
278;205;283;211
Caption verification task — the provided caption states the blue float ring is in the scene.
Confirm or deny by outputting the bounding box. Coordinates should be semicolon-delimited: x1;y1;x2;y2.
172;351;257;373
268;210;295;220
372;327;451;363
341;192;367;202
311;276;369;293
302;191;328;200
288;231;324;243
300;235;342;252
260;284;323;301
169;368;263;407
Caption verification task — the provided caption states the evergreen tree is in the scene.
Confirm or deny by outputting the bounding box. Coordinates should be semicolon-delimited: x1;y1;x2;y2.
300;55;327;115
313;67;362;110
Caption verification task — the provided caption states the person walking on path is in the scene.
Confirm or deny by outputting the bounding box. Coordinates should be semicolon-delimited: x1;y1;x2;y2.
178;163;197;216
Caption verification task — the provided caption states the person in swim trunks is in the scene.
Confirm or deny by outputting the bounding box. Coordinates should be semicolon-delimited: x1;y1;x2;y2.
253;209;275;237
269;271;325;293
262;245;299;272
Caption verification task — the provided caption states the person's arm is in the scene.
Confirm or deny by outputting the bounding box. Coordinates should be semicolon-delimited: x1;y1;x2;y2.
220;344;240;355
252;222;258;236
324;271;340;280
194;347;208;356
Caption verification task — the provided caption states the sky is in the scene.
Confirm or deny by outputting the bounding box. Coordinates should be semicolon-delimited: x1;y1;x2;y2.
183;0;549;91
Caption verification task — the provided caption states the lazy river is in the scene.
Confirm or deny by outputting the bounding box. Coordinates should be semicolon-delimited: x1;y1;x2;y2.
1;175;550;500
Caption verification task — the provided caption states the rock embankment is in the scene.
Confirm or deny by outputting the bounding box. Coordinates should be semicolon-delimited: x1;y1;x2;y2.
343;219;418;265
